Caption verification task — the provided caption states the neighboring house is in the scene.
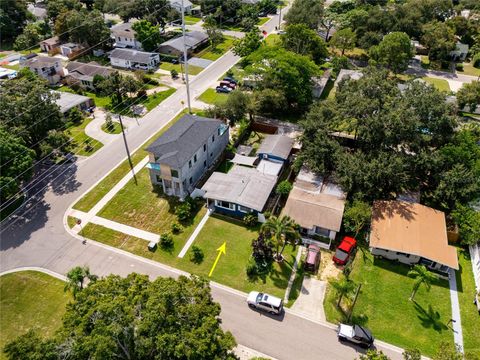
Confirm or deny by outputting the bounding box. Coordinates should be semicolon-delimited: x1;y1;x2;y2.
65;61;114;90
40;36;61;53
312;69;331;99
111;22;143;50
21;56;64;85
145;114;229;198
59;43;85;57
202;165;277;218
0;67;18;80
369;200;459;274
412;40;428;56
335;69;363;87
256;134;294;163
158;31;209;57
28;2;47;20
109;48;160;70
450;42;469;62
282;166;346;248
53;90;95;114
169;0;193;13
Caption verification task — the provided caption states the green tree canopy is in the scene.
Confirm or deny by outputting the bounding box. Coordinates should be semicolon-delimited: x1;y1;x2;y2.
98;71;142;107
281;24;329;64
0;0;31;43
132;20;162;52
456;81;480;112
233;28;262;57
245;46;319;112
330;28;356;56
284;0;324;29
46;0;82;24
369;32;413;73
13;23;42;51
421;21;456;61
5;273;237;360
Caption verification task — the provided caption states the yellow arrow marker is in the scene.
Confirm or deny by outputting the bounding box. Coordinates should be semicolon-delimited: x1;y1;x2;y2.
208;242;226;277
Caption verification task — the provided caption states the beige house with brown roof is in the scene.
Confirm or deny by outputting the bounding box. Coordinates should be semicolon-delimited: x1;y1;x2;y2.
369;200;459;273
282;166;346;248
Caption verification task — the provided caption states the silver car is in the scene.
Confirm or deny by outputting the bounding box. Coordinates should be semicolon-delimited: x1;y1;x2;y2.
247;291;283;315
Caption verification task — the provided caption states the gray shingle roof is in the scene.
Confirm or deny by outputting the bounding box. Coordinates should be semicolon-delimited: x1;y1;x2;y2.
25;56;60;68
146;114;222;168
110;48;158;64
53;90;91;113
66;61;114;80
257;135;294;160
111;22;137;38
160;31;208;52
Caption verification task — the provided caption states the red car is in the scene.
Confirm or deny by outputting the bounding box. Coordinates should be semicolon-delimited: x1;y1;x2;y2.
333;236;357;265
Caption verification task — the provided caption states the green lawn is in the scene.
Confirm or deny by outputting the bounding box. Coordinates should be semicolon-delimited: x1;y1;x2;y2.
257;17;269;26
265;34;281;46
324;252;453;357
82;213;297;299
67;216;78;228
456;248;480;357
0;271;70;359
198;88;229;105
58;87;111;108
159;62;203;76
184;15;201;25
422;77;451;92
196;37;235;61
72;109;204;212
1;63;20;71
460;62;480;77
67;118;103;156
139;88;176;112
101;122;122;134
320;79;335;100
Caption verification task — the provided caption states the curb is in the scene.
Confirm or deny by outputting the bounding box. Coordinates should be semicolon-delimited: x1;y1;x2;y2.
0;267;67;281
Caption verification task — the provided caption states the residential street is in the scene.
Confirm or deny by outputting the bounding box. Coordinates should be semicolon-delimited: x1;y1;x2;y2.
0;12;405;360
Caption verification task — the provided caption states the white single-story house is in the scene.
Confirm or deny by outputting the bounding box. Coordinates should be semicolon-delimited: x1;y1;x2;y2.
65;61;114;90
282;166;346;248
109;48;160;70
157;31;209;57
59;42;85;57
53;90;95;114
369;200;459;273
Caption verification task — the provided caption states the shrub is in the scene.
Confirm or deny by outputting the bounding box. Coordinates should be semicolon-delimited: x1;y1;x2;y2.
455;63;464;71
104;114;114;132
226;69;234;78
190;245;204;264
171;69;178;79
160;232;174;249
243;213;257;227
171;222;182;234
84;138;93;152
137;89;147;98
246;257;259;278
176;202;192;222
276;180;293;197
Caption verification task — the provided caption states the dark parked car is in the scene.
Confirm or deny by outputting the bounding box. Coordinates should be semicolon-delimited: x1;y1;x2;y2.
333;236;357;266
304;244;321;272
338;323;374;348
216;86;232;93
223;77;237;85
219;80;235;89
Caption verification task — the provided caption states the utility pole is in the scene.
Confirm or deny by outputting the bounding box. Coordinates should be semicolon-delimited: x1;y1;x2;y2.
347;284;362;323
278;5;282;30
181;0;192;114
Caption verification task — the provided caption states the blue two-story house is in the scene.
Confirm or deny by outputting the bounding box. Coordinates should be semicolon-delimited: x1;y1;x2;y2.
145;114;229;198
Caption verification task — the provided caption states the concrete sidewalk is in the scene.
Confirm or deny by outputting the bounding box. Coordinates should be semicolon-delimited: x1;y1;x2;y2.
178;207;213;258
448;269;464;353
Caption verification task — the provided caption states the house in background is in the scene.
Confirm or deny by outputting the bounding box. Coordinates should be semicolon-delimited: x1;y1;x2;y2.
65;61;114;90
21;56;65;85
369;200;459;274
169;0;193;13
256;134;294;163
111;22;143;50
282;166;346;249
109;48;160;70
450;42;469;62
202;165;277;219
158;31;209;57
145;114;229;198
59;43;85;58
0;67;18;80
335;69;363;87
40;36;61;53
53;90;95;115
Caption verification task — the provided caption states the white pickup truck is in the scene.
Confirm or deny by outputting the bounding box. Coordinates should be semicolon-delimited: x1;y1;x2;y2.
337;323;374;348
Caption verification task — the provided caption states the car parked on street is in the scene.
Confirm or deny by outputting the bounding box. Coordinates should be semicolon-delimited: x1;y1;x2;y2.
337;323;374;348
223;77;237;85
219;80;235;89
304;244;321;272
216;86;232;93
333;236;357;265
247;291;283;315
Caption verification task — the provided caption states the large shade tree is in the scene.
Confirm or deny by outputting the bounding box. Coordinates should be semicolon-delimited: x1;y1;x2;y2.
4;273;237;360
284;0;324;30
281;24;329;64
369;31;414;74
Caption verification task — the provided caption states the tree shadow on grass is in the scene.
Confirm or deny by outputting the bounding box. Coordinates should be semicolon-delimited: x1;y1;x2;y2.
414;302;448;333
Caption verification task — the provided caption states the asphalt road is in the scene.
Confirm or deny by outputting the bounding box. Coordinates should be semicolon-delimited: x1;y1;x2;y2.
1;12;403;360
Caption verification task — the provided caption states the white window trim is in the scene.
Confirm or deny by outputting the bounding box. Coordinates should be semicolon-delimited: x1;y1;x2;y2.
237;205;251;213
215;200;235;210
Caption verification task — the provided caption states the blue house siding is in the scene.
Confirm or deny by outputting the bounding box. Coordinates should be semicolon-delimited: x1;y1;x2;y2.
257;153;287;163
209;200;259;219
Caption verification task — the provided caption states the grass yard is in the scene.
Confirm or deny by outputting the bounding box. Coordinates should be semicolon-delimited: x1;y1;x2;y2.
257;17;270;26
1;63;20;71
265;34;281;46
218;65;246;81
159;62;204;76
139;88;176;112
58;86;111;108
320;79;335;100
184;15;201;25
324;251;453;357
456;248;480;357
198;88;229;105
101;121;122;134
460;62;480;77
72;109;203;212
0;271;70;359
196;36;235;61
67;216;79;228
422;77;450;92
67;118;103;156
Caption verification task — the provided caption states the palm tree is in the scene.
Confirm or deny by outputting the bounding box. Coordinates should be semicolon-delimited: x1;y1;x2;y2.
261;215;299;261
407;265;438;301
64;266;98;298
330;277;356;308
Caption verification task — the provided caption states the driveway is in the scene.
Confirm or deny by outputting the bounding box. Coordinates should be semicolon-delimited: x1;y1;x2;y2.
291;276;327;322
188;57;213;68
